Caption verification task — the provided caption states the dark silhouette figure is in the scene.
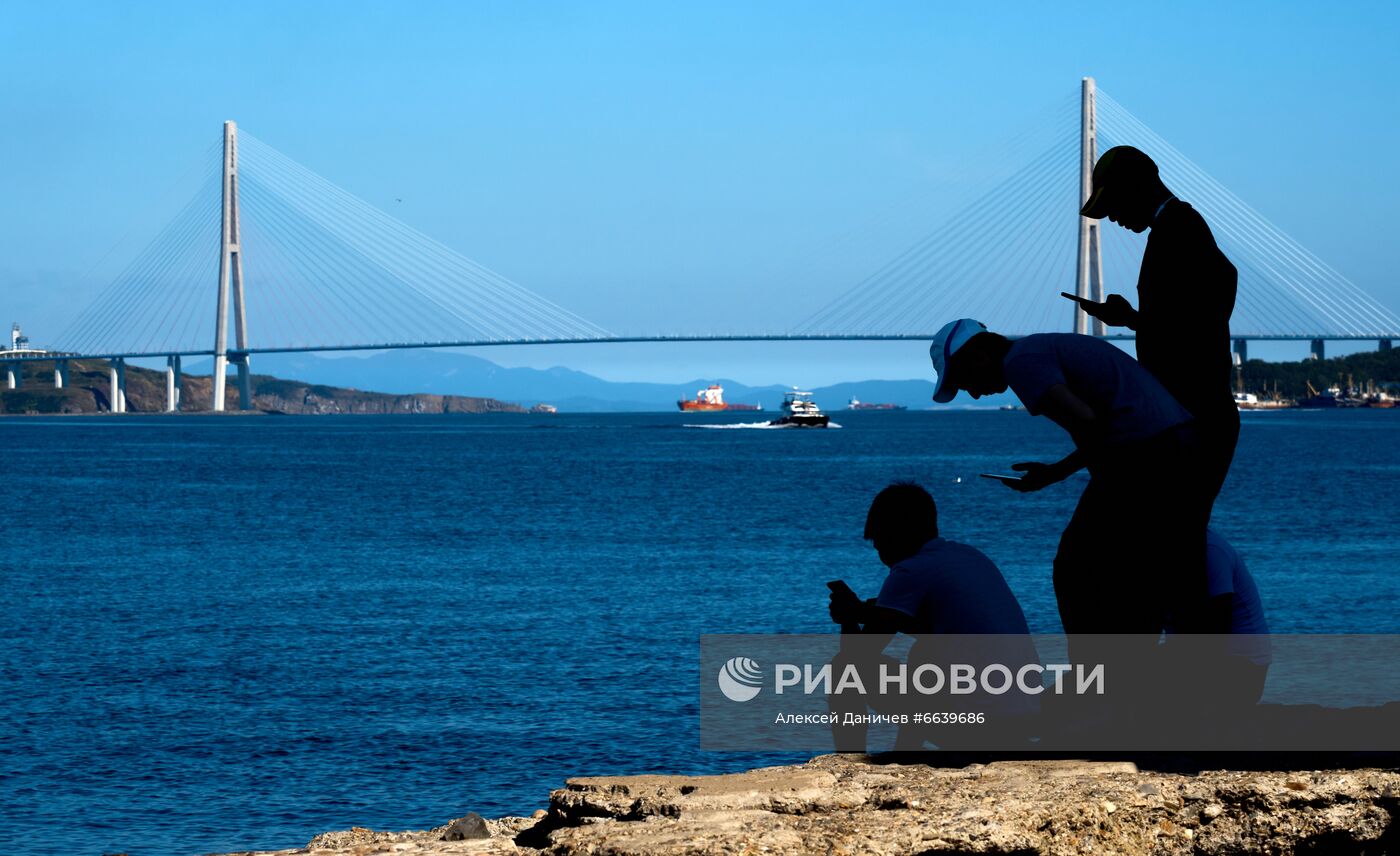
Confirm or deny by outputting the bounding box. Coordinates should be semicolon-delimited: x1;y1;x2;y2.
928;320;1208;729
1162;528;1271;710
826;481;1037;751
1071;145;1239;508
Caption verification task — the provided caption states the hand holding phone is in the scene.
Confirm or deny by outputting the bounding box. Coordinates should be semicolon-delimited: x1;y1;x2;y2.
827;580;864;632
827;579;859;601
1061;292;1136;327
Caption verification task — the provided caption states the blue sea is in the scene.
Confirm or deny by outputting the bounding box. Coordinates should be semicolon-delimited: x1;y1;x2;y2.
4;409;1399;855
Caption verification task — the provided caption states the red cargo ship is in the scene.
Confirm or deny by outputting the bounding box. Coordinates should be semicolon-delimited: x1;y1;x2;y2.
677;385;762;412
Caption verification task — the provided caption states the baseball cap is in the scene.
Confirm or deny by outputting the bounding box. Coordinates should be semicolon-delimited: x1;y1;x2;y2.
929;318;988;404
1080;145;1159;219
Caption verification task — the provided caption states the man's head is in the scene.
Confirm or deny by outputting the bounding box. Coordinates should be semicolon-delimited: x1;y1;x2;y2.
864;481;939;568
929;318;1012;402
1079;146;1171;233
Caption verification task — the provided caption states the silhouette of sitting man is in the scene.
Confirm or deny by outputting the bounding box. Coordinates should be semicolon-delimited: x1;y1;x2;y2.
826;481;1038;752
1069;145;1239;509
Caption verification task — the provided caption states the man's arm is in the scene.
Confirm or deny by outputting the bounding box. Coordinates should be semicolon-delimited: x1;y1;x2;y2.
1000;385;1103;492
1073;293;1140;330
860;603;917;636
841;603;910;658
1037;383;1106;447
830;595;916;637
1008;448;1087;492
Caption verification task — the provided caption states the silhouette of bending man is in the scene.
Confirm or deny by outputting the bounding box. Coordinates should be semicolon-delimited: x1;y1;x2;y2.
928;319;1211;738
1072;146;1239;507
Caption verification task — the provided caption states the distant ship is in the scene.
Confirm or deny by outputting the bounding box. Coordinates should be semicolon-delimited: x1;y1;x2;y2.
847;397;906;411
770;390;829;427
676;385;762;412
1295;381;1361;409
1233;392;1291;411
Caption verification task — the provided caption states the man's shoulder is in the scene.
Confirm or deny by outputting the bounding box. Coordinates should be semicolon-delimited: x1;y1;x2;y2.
1017;331;1107;348
1013;332;1060;348
939;537;992;557
1151;199;1213;240
1206;530;1242;564
1011;332;1113;362
899;538;996;573
1005;333;1059;363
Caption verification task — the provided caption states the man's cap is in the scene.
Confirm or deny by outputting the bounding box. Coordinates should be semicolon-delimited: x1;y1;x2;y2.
1080;145;1159;219
929;318;988;404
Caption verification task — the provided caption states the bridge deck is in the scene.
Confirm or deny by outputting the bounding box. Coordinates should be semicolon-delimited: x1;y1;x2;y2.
3;333;1395;362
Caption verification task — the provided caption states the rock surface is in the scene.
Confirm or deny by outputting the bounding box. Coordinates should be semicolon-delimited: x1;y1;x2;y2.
216;754;1400;855
441;813;490;841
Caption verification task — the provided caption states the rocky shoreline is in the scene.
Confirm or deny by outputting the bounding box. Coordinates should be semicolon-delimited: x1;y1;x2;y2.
213;754;1400;855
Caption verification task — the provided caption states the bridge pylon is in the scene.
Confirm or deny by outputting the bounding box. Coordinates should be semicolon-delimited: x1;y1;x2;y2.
1075;76;1106;337
212;120;251;411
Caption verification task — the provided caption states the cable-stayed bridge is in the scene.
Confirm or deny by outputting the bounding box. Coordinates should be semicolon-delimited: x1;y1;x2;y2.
6;77;1399;411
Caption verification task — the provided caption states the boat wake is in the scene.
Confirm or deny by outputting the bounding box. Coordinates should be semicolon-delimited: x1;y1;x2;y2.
684;421;842;430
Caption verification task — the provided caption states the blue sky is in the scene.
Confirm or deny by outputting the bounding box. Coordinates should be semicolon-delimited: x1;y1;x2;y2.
3;1;1399;385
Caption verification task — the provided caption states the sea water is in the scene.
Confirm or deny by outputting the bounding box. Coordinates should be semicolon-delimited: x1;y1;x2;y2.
4;410;1399;855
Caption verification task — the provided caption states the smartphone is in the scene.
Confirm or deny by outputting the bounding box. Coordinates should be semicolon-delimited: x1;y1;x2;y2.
826;580;859;601
979;473;1024;484
1060;291;1095;305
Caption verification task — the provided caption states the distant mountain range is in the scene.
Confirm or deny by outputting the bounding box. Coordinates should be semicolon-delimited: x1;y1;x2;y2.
188;350;1017;411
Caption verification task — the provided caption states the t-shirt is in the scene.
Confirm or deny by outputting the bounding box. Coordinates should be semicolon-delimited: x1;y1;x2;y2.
1136;200;1238;421
877;538;1039;715
1002;333;1191;444
877;537;1032;635
1205;529;1271;664
1165;529;1271;665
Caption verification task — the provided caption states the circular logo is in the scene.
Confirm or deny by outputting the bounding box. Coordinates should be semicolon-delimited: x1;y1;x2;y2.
717;656;763;702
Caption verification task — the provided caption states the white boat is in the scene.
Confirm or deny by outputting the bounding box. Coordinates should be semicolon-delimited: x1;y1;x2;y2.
770;390;829;427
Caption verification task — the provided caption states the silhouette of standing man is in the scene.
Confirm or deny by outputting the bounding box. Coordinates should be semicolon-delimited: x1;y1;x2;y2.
1073;146;1239;506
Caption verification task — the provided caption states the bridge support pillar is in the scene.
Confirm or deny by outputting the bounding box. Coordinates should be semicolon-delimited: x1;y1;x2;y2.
1232;338;1248;364
166;355;182;412
212;356;227;411
1381;339;1393;352
109;359;127;413
233;353;252;410
1075;76;1105;336
54;359;68;389
4;362;17;390
1310;339;1326;361
212;120;248;413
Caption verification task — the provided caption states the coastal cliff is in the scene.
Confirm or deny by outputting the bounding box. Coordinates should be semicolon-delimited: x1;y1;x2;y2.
216;755;1400;855
0;359;524;415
